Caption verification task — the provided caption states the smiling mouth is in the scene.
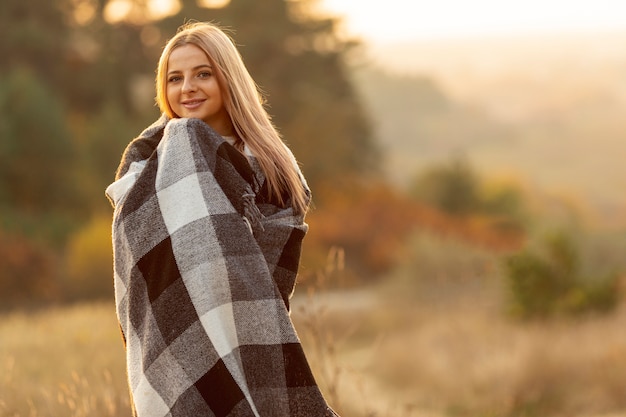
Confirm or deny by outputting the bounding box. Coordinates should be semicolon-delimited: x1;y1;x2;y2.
181;99;205;110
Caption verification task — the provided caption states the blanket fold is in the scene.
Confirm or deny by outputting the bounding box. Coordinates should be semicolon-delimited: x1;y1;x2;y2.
106;116;336;417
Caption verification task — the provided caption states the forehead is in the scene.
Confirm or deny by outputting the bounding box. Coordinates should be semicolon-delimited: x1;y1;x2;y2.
168;44;212;71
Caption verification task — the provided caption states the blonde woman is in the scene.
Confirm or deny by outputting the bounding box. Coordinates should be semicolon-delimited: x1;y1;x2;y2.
106;22;338;416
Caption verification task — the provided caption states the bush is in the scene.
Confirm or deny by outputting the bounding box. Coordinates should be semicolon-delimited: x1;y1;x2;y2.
409;157;528;237
63;216;113;300
409;156;481;216
504;230;619;319
304;181;421;282
0;231;60;310
303;178;525;285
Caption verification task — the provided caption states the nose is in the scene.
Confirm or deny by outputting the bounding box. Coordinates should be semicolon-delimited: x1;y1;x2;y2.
181;77;197;93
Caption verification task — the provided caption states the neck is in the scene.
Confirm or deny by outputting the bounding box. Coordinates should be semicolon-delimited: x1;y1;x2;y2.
204;110;234;137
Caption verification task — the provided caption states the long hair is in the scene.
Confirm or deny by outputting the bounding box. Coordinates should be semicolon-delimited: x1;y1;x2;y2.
156;21;308;215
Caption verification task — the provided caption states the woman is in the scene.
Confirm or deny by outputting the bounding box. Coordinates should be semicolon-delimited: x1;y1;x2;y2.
106;22;338;417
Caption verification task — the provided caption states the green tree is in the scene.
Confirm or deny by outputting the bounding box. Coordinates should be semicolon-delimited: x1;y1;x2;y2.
0;69;78;213
505;230;619;319
410;156;481;216
0;0;71;93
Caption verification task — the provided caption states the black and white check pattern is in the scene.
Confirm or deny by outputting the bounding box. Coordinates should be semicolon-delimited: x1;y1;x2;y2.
106;117;337;416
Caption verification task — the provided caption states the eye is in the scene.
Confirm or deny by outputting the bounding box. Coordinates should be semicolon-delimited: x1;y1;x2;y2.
168;75;182;83
198;71;212;79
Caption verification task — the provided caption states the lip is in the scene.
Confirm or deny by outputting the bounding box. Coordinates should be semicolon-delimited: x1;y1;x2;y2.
181;98;206;110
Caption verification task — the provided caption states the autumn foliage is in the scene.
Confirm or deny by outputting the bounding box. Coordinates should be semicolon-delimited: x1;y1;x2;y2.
0;231;59;309
302;179;525;283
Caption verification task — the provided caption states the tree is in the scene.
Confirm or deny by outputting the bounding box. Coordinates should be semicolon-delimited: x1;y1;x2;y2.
505;230;619;319
0;0;71;92
0;69;79;213
410;157;481;216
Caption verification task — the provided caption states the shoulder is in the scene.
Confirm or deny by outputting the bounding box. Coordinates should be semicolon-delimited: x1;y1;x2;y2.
115;114;169;180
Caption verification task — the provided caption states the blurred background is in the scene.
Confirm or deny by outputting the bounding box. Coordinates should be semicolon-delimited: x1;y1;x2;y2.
1;0;626;416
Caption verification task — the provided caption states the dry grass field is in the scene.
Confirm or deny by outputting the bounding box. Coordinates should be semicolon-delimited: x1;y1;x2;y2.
2;234;626;417
295;284;626;417
0;302;131;417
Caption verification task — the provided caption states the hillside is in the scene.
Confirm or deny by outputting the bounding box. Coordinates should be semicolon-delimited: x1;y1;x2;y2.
351;31;626;226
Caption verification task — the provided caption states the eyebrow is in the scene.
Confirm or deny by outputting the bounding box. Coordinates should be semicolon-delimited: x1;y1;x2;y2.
167;64;212;76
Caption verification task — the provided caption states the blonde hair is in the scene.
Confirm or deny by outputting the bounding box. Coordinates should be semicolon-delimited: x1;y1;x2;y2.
156;21;308;215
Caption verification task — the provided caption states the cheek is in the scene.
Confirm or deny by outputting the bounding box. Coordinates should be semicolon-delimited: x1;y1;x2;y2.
166;87;176;102
213;84;225;104
166;87;179;111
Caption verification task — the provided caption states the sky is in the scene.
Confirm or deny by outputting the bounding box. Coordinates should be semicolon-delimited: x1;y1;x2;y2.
317;0;626;43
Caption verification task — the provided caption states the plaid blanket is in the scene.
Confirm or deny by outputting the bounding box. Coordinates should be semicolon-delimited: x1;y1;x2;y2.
106;116;337;416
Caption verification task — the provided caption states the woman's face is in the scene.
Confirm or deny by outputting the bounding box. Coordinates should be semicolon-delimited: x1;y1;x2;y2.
166;44;232;136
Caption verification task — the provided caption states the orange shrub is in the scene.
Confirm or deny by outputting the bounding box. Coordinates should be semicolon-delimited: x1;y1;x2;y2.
64;216;114;300
302;180;525;283
0;231;59;309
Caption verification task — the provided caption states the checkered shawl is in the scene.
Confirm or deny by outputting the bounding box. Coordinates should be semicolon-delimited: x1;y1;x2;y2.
106;116;337;416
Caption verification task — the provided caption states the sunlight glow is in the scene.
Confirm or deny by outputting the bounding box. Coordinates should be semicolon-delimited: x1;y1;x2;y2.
73;1;97;25
104;0;180;24
198;0;231;8
318;0;626;42
104;0;132;23
149;0;180;19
